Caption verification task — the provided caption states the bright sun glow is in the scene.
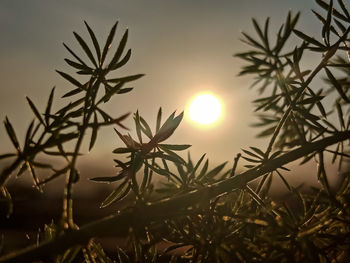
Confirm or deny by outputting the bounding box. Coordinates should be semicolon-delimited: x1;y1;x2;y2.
188;93;222;125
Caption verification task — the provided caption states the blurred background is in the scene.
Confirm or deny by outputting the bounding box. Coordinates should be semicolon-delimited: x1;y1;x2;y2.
0;0;344;252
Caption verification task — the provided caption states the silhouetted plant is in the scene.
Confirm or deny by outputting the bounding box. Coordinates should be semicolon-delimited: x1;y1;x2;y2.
1;0;350;262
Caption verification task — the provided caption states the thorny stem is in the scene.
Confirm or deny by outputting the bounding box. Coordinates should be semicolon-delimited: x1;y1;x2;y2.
1;130;349;263
265;28;350;157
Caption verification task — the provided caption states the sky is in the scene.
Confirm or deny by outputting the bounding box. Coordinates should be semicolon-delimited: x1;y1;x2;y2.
1;0;332;192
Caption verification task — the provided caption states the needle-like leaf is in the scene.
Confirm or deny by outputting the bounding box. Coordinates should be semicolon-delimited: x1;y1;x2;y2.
108;29;128;70
26;97;44;125
84;21;101;63
101;22;118;66
73;32;97;67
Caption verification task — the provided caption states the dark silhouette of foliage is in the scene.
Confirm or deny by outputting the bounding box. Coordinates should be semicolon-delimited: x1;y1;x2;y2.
1;0;350;262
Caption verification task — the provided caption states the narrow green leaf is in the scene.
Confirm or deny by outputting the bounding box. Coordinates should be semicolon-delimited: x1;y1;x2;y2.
90;171;127;183
134;111;143;144
43;151;81;156
139;116;153;139
17;162;28;177
158;146;187;165
140;162;150;192
4;117;20;151
96;108;112;122
325;67;350;102
322;118;338;131
252;18;270;50
322;0;333;45
99;82;124;103
111;49;131;70
38;166;69;185
89;112;98;151
298;95;324;105
316;0;348;21
158;144;191;151
64;58;86;70
117;87;133;94
84;21;101;63
113;147;133;154
101;22;118;66
114;128;130;146
326;148;350;159
312;10;339;38
56;97;85;115
100;181;131;208
73;31;97;67
336;101;345;129
241;156;262;163
45;87;55;126
108;29;128;70
294;107;320;121
293;29;324;47
148;151;185;165
24;120;35;151
63;43;88;67
192;154;206;176
256;126;276;138
145;163;176;179
0;153;16;160
201;162;227;181
114;112;130;130
196;159;209;181
307;87;327;118
76;69;93;75
151;112;183;144
241;32;265;50
269;150;283;160
108;74;144;84
337;0;350;19
250;146;265;158
43;132;79;148
32;161;53;169
333;18;346;33
27;162;41;191
241;149;261;159
156;107;162;132
276;170;291;191
62;87;83;98
26;97;44;125
245;185;267;208
56;70;83;89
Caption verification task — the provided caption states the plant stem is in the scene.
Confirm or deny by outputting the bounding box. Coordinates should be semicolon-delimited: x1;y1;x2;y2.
62;77;99;229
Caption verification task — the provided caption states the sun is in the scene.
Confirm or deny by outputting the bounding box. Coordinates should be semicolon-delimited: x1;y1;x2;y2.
188;93;223;125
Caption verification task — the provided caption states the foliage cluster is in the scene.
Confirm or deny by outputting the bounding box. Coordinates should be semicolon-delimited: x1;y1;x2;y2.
1;0;350;262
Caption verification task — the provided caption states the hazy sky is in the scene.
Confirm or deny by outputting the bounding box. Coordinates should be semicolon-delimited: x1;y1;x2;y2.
1;1;324;186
